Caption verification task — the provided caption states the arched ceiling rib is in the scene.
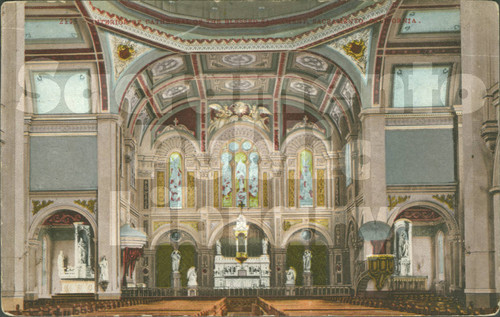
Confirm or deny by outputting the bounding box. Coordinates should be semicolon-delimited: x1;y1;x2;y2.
118;51;361;150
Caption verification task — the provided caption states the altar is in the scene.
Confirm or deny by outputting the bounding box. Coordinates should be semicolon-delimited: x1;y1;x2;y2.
213;214;271;289
214;255;270;289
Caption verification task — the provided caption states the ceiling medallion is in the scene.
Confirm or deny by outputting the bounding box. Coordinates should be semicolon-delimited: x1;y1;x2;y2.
224;79;255;91
117;44;135;61
151;57;184;77
296;54;328;72
290;81;318;96
342;39;366;61
221;54;256;66
160;84;189;99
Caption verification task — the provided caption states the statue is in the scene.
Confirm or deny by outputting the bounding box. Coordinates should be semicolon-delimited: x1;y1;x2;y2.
399;231;409;258
171;250;181;272
286;267;296;285
187;266;197;287
262;238;268;255
58;250;65;276
216;240;222;255
99;256;109;282
303;250;312;272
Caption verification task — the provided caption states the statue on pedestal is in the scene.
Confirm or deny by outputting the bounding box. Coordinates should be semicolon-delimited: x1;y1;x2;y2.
187;266;197;287
303;250;312;272
286;267;296;285
171;250;181;272
216;240;222;255
262;238;268;255
58;250;65;277
99;256;109;282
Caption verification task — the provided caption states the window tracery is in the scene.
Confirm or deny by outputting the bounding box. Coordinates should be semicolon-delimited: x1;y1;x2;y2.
220;140;260;208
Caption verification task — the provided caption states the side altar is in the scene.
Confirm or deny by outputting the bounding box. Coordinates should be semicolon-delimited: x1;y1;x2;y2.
213;214;270;289
57;223;95;293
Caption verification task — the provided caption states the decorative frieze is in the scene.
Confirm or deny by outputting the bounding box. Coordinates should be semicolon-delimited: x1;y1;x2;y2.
309;218;329;228
181;221;200;232
74;199;97;214
153;221;171;232
32;200;54;215
213;171;219;208
316;170;325;207
156;171;165;207
283;219;302;231
432;194;455;210
288;170;295;207
387;195;410;210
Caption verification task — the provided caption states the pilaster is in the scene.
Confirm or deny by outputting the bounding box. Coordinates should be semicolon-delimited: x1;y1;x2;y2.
461;0;499;308
96;115;121;299
1;1;26;311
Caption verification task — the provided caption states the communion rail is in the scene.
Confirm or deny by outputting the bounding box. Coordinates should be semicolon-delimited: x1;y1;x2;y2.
121;285;352;298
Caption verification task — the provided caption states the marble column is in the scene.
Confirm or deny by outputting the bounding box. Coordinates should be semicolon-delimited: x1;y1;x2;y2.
97;116;121;299
198;248;214;287
1;1;26;311
461;0;499;308
273;248;286;287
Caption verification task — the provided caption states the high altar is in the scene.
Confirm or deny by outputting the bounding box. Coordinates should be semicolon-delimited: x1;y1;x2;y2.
214;215;270;289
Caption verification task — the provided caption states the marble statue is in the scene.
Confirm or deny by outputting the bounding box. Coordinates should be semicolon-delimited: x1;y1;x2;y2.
58;250;65;276
303;250;312;272
286;267;296;285
77;235;88;265
187;266;197;287
262;238;268;255
99;256;109;282
216;240;222;255
171;250;181;272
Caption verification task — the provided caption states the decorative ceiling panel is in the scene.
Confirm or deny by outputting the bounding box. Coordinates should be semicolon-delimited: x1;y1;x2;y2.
205;77;275;97
202;52;275;72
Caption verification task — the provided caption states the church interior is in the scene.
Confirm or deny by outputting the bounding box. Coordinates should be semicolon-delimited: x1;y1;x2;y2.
1;0;499;315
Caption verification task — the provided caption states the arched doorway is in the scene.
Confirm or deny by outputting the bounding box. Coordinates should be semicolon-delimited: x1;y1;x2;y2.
155;230;198;288
212;215;271;289
390;206;453;293
285;228;330;286
33;210;96;297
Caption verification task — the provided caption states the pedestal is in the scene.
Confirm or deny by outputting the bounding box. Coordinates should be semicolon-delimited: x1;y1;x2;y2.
303;272;312;287
188;286;198;297
172;272;181;289
285;284;295;296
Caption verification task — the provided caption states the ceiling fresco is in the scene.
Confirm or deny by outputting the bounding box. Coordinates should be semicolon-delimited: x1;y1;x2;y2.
26;0;465;153
117;51;361;148
80;0;394;52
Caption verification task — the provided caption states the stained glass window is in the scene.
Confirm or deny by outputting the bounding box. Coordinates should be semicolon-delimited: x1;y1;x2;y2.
220;140;259;207
299;150;314;207
169;152;183;208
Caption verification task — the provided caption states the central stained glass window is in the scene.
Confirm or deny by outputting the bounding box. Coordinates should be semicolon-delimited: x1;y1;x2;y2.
221;140;259;208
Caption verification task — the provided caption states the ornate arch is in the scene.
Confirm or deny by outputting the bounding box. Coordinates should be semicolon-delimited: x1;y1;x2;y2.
387;200;459;236
208;123;273;164
149;224;201;250
280;223;334;248
28;204;97;241
207;216;275;247
154;133;199;158
282;131;330;156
